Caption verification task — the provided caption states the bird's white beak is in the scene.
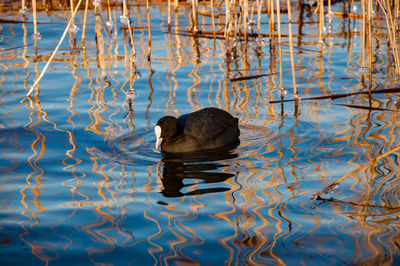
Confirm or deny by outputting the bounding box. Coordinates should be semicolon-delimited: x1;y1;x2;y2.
154;125;163;150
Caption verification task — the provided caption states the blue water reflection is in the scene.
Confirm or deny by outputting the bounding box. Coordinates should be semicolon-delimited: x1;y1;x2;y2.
2;1;400;265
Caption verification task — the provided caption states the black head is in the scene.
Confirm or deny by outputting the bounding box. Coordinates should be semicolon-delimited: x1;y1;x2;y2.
156;116;181;141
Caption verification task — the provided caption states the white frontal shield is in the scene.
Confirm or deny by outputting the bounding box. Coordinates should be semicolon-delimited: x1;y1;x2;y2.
154;125;163;150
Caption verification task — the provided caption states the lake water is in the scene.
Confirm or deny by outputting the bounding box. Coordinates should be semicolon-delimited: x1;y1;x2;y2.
1;1;400;264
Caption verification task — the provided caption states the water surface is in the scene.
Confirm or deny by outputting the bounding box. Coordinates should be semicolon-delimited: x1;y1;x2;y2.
1;1;400;264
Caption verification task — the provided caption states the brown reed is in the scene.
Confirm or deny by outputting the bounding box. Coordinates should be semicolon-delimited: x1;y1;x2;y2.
258;0;264;37
311;143;400;200
81;0;89;45
106;0;112;22
286;0;298;98
27;0;84;97
361;0;366;69
146;0;152;62
122;0;138;90
242;0;249;40
377;0;400;75
224;0;232;53
32;0;38;39
191;0;199;32
20;0;25;13
275;0;283;90
211;0;215;33
328;0;332;30
69;0;74;16
167;0;171;27
268;0;275;37
318;0;325;44
23;0;400;99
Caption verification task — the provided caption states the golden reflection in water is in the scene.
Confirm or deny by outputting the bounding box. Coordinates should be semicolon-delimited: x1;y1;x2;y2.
143;195;164;262
187;52;200;110
3;2;400;264
20;86;84;263
83;147;140;261
86;11;131;139
15;20;56;264
20;97;54;264
312;98;400;262
163;10;184;117
62;45;87;208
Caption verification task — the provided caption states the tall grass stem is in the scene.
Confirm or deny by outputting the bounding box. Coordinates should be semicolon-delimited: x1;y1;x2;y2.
27;0;84;97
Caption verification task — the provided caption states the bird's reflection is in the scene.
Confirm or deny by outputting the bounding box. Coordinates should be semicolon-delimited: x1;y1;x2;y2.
157;146;239;198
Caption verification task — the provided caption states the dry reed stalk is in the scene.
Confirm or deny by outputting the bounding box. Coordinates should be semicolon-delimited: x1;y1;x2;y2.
275;0;283;89
81;0;89;45
122;0;127;15
268;0;274;37
32;0;38;37
286;0;297;97
311;144;400;200
328;0;332;30
93;0;100;22
121;0;136;59
26;0;84;97
224;0;232;51
107;0;112;22
68;0;78;44
224;0;229;39
242;0;249;40
69;0;74;16
249;2;256;33
271;0;276;30
396;0;400;53
146;0;152;62
367;0;373;74
225;0;233;38
377;0;400;75
361;0;366;69
211;0;215;33
232;0;238;41
191;0;199;32
21;0;25;13
260;0;265;37
255;0;263;38
168;0;171;27
122;0;137;90
319;0;325;44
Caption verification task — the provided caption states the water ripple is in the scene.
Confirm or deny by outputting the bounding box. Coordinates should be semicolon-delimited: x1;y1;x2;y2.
110;123;283;165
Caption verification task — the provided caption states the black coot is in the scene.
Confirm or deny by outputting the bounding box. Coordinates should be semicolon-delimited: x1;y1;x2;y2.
154;107;240;153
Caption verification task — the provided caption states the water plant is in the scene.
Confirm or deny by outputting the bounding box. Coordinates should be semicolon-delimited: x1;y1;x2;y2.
21;0;400;100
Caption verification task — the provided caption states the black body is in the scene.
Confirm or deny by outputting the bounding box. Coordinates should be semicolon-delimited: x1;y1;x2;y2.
156;107;240;153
